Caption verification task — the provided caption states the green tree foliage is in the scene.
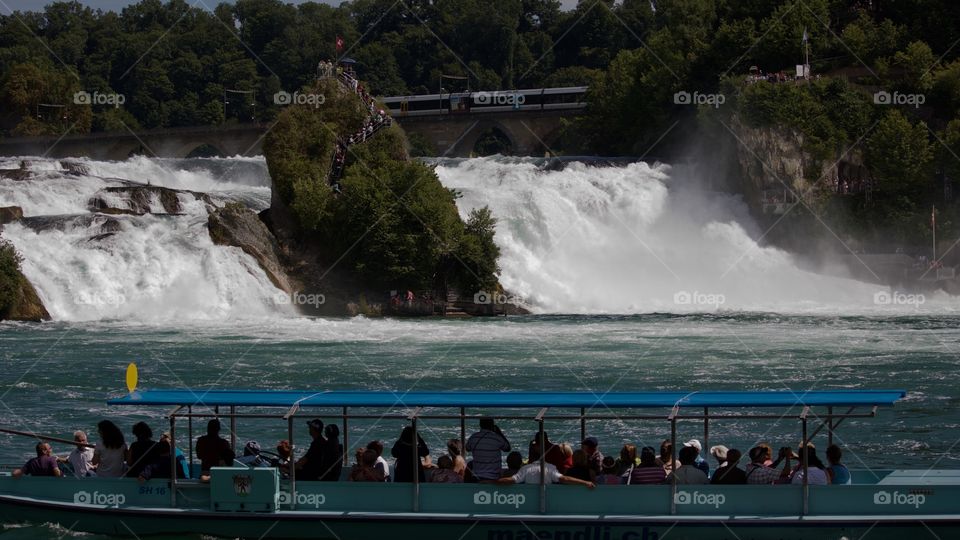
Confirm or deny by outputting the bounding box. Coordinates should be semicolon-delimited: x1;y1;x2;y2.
264;81;499;292
866;110;934;199
0;239;23;316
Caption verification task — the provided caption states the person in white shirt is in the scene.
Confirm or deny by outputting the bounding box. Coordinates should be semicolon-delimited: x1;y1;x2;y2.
61;430;96;477
496;448;595;488
791;447;830;486
367;440;390;482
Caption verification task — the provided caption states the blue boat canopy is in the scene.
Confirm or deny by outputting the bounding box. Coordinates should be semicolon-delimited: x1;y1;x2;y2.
108;389;907;409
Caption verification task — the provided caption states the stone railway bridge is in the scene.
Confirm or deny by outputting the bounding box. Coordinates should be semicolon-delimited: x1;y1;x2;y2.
0;110;576;160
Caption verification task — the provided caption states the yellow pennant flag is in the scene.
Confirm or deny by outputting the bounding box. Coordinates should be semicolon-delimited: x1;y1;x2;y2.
125;363;138;394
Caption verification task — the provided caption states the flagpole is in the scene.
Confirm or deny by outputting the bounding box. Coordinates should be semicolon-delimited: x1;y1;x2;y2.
932;205;937;263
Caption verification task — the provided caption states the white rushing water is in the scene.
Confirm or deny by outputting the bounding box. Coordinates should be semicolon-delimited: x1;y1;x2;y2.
0;156;288;322
435;156;952;314
0;154;952;322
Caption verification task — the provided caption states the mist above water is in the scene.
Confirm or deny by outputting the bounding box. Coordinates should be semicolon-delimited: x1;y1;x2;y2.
435;156;942;314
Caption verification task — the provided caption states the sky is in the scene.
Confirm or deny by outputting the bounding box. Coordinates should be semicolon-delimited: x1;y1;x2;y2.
2;0;581;12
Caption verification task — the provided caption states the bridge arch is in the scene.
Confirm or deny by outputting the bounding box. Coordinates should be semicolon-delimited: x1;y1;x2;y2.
454;120;517;157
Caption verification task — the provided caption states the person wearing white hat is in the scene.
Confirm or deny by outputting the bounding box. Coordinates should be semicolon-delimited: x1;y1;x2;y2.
710;445;729;469
683;439;710;477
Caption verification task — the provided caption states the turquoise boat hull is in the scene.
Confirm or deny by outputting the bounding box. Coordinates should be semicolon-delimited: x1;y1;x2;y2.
2;471;958;539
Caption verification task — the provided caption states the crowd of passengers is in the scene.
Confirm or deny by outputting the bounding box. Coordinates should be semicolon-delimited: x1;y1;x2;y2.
11;417;852;488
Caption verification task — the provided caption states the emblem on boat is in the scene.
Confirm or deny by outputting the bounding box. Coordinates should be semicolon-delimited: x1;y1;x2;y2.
232;474;253;496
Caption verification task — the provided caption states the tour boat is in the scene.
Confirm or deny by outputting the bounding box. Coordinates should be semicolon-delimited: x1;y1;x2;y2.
2;388;956;540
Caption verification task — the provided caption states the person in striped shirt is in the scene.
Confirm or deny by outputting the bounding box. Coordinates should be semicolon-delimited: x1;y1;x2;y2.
466;417;511;482
627;447;667;485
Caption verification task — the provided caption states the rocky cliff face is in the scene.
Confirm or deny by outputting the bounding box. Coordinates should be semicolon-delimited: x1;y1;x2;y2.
2;276;51;322
207;203;294;295
729;115;869;212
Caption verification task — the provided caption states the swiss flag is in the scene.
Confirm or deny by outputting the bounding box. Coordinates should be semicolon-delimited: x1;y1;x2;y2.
336;36;344;51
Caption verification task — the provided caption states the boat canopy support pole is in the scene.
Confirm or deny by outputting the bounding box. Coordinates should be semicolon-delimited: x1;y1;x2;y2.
409;406;423;513
536;407;548;514
808;406;858;442
801;407;809;516
580;407;585;443
230;405;237;453
169;413;177;508
342;407;349;466
288;414;296;509
669;406;678;516
283;404;298;510
460;407;466;458
703;407;709;458
827;406;833;447
188;405;194;472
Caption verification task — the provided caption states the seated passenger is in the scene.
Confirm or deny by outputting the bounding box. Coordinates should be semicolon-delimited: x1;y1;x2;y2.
320;424;343;482
683;439;710;477
711;448;747;484
664;446;708;485
391;426;429;483
138;441;183;482
580;437;604;474
196;419;235;474
466;417;511;482
659;440;679;473
127;421;160;478
446;439;469;480
429;455;463;483
367;440;390;482
349;449;385;482
565;449;595;482
500;451;523;478
496;447;595;488
615;444;637;476
296;419;327;481
826;444;851;485
710;445;729;469
61;430;95;478
791;446;830;485
13;442;61;478
745;446;787;485
596;456;622;485
273;439;292;470
528;433;568;473
628;447;667;485
159;432;190;479
93;420;127;478
237;441;270;467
